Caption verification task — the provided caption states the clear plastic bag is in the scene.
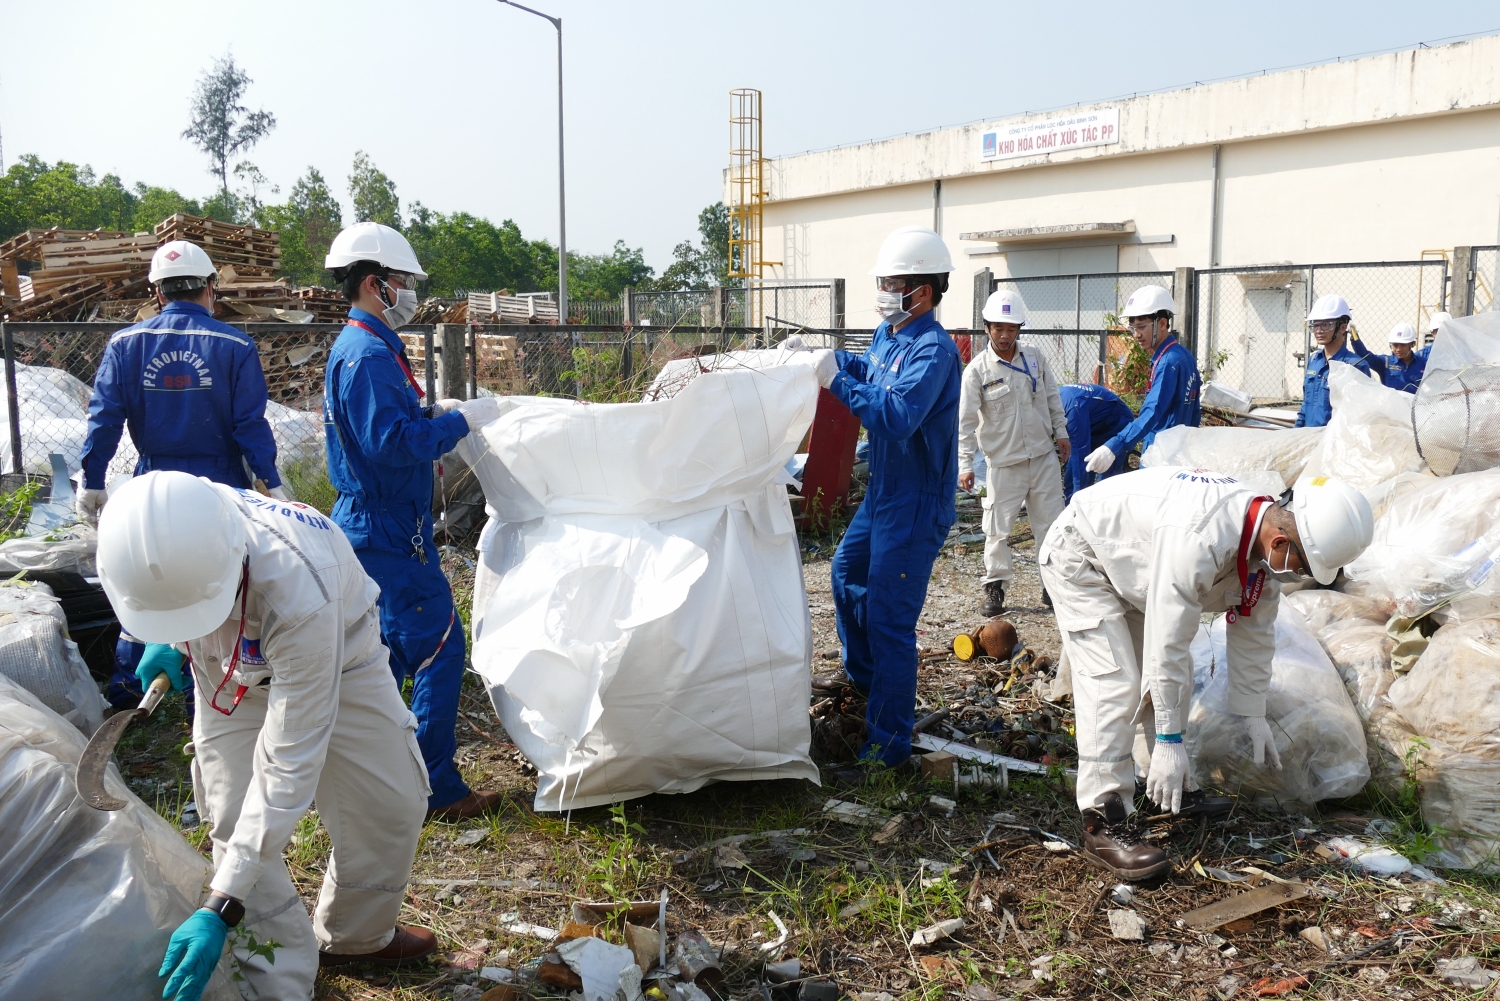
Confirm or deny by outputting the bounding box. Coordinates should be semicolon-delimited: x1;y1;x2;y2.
1388;616;1500;759
1187;603;1369;807
1285;589;1395;721
1343;468;1500;618
1141;424;1323;487
0;580;103;734
1301;362;1428;491
1413;310;1500;476
0;674;240;997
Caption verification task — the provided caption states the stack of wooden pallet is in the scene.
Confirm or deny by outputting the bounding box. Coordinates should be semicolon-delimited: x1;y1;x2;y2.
0;228;157;320
293;287;347;322
154;214;280;276
467;291;558;323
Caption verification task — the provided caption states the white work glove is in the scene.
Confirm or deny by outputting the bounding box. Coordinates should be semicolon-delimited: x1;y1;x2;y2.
1084;444;1116;474
434;398;463;415
457;396;501;432
76;488;107;527
267;485;289;501
1145;739;1191;814
1243;716;1283;770
811;349;839;389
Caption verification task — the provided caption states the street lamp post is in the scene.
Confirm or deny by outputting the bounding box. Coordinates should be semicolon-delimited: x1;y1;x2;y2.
496;0;567;323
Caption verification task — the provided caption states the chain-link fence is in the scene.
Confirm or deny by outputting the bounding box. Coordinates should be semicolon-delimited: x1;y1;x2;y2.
1195;260;1448;402
972;270;1175;389
1471;246;1499;315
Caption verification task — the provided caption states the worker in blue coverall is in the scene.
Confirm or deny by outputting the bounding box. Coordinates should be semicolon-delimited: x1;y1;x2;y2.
1059;383;1134;503
1295;294;1373;427
323;222;502;821
807;225;961;774
79;240;281;713
1352;321;1427;393
1082;284;1201;477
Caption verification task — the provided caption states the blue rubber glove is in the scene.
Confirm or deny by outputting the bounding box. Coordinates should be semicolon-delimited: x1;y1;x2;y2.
136;643;187;693
159;908;228;1001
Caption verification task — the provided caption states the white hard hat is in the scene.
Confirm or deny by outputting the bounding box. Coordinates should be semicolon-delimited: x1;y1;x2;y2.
1308;294;1352;323
1287;475;1374;586
149;241;216;284
982;290;1028;325
1121;284;1174;318
97;472;247;644
1429;311;1452;333
1388;322;1417;345
868;226;954;277
325;221;428;280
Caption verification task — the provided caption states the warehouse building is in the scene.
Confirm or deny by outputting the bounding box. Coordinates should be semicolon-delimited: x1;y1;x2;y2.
752;33;1500;397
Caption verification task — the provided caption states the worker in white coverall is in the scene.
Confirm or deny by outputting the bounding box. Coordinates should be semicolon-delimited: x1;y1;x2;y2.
958;289;1070;617
96;471;434;1001
1038;468;1372;881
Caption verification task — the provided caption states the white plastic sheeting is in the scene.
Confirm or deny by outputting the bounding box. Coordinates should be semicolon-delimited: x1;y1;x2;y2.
1301;362;1429;497
458;356;821;809
1344;468;1500;619
0;581;102;734
0;674;239;998
1141;425;1323;487
1187;603;1369;807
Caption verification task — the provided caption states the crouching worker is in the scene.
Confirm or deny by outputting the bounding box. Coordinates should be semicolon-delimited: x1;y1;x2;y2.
98;471;435;1000
1038;468;1372;881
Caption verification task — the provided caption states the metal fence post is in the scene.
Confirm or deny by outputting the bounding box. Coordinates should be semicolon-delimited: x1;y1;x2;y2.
438;323;466;400
1173;267;1196;354
619;285;635;384
1453;246;1475;316
467;325;478;400
972;268;992;329
423;329;436;400
832;278;846;328
2;324;20;476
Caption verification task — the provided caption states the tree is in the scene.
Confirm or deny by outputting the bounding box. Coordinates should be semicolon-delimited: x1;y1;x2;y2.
0;156;140;240
404;203;555;296
259;167;343;287
649;202;731;291
130;183;202;232
181;54;277;215
567;240;654;301
348;151;400;229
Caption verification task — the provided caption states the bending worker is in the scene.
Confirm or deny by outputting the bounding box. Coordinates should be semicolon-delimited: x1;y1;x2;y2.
323;222;500;821
1059;382;1134;503
1038;468;1372;881
78;240;283;524
1083;285;1200;476
1295;294;1372;427
958;289;1069;617
810;225;961;775
98;471;436;999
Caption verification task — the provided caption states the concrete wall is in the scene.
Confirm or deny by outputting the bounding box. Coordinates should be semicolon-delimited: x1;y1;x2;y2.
752;35;1500;330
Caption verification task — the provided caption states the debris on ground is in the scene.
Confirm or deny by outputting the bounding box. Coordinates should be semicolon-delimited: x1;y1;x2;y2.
1107;908;1147;940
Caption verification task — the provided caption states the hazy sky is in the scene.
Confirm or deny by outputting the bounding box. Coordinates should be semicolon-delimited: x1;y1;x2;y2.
2;2;1497;273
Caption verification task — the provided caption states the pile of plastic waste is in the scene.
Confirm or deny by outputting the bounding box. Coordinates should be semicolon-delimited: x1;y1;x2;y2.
1142;311;1500;871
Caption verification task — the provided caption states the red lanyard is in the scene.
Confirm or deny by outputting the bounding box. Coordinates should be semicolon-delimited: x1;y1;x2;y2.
1146;336;1177;391
347;319;425;399
1228;495;1274;624
188;561;251;716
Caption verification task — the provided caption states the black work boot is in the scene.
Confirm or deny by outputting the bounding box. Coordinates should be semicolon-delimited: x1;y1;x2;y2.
1081;792;1170;881
1177;789;1234;818
980;580;1006;617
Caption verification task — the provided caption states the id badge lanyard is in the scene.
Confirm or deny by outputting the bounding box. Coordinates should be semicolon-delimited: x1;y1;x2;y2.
188;560;251;715
1228;496;1274;624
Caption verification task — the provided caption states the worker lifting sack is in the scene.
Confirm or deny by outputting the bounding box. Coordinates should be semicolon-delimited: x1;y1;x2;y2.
458;354;823;808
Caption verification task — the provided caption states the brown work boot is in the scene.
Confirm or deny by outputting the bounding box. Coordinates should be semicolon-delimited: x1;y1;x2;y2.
1081;792;1170;882
980;580;1006;617
319;924;438;967
426;789;502;822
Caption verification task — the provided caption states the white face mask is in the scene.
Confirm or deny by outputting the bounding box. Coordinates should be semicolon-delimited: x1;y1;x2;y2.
875;289;910;325
1265;541;1311;584
380;283;419;329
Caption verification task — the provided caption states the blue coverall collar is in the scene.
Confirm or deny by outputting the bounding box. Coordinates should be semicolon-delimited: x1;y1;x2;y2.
347;307;405;354
161;300;213;319
1150;333;1179;361
883;311;940;340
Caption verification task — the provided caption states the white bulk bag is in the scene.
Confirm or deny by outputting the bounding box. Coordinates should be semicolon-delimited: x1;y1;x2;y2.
458;357;821;808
